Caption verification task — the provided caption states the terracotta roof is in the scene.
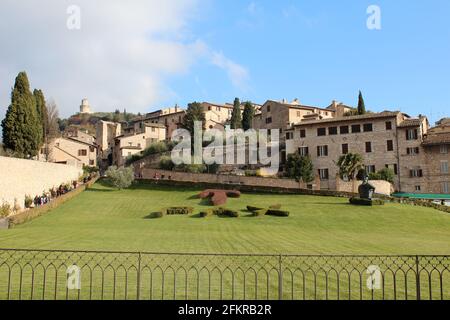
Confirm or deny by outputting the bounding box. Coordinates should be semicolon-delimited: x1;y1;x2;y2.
265;100;333;112
293;111;400;127
144;123;166;128
422;132;450;146
120;146;142;150
398;118;422;128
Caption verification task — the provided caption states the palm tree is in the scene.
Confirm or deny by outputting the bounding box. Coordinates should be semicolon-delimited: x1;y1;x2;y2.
336;153;364;180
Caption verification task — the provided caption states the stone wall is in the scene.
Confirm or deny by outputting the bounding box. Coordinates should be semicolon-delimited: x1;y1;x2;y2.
0;156;83;210
335;176;393;196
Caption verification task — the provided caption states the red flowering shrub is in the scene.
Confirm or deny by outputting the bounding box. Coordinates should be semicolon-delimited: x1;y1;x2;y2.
199;189;241;206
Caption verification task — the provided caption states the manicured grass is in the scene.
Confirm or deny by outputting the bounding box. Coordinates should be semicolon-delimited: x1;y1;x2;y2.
1;181;450;255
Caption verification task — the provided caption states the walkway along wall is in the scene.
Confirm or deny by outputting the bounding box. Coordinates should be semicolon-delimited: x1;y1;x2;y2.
0;156;83;210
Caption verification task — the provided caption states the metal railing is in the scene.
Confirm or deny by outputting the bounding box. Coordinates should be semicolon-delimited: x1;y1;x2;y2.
0;249;449;300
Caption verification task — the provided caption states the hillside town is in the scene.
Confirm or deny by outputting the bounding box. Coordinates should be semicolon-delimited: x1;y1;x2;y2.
12;94;446;197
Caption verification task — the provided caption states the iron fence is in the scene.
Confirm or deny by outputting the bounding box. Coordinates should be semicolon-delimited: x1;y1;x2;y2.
0;249;449;300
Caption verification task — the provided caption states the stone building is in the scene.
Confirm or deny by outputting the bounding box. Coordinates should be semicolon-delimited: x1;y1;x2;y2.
79;98;93;114
39;137;97;168
285;111;439;193
112;123;166;167
96;120;122;168
253;99;353;136
131;106;185;140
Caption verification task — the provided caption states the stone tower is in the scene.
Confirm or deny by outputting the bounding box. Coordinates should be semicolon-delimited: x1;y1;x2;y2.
80;98;92;114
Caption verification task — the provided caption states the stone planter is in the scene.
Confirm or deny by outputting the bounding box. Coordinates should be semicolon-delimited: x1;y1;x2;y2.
0;218;10;230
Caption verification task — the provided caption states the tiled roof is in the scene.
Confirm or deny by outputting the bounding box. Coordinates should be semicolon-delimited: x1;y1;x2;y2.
293;111;400;126
398;118;422;128
422;132;450;146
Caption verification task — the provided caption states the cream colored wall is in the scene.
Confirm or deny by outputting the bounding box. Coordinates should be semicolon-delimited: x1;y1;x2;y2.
0;156;82;211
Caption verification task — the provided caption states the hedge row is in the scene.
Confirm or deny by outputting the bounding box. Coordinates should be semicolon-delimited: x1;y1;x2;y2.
199;207;239;218
9;177;99;227
164;207;194;215
247;205;290;217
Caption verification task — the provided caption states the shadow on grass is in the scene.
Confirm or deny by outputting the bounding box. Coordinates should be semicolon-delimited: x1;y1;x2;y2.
143;212;164;219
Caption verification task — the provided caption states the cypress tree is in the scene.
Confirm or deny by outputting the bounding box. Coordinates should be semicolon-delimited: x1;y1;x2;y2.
1;72;41;158
33;89;46;147
181;102;205;136
230;98;242;129
242;101;255;131
357;91;366;115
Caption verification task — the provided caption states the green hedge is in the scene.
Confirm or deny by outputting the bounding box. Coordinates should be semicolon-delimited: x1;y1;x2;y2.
252;209;268;217
247;206;264;212
215;207;239;218
150;212;164;219
164;207;194;215
266;209;290;217
349;198;385;206
199;209;214;218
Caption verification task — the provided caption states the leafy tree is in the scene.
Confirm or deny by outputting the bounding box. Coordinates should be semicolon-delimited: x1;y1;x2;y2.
370;168;395;183
33;89;46;147
181;102;205;136
230;97;242;129
105;166;135;189
286;152;314;183
242;101;255;130
1;72;42;158
337;153;364;180
357;91;366;115
112;109;121;123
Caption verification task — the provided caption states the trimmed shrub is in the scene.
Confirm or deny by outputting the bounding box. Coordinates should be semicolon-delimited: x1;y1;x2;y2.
159;156;175;171
215;207;239;218
199;209;214;218
150;212;164;219
252;209;267;217
247;205;264;212
266;209;290;217
164;207;194;215
349;198;385;206
24;195;33;209
0;201;11;218
199;189;241;206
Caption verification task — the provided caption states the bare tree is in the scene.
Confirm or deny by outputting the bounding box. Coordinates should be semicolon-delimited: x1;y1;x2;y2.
44;99;60;161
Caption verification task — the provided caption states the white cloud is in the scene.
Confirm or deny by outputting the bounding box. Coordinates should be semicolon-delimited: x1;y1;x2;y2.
0;0;249;118
210;52;249;91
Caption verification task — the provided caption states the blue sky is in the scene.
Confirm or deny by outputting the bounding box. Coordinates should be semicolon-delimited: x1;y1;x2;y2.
0;0;449;124
171;0;450;124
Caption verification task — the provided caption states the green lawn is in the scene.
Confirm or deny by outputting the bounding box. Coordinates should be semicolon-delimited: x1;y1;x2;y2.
1;181;450;255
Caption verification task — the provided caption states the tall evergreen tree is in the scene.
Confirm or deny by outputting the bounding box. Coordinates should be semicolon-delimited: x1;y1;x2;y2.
1;72;41;158
241;101;255;131
33;89;46;147
230;97;242;129
181;102;205;136
357;91;366;115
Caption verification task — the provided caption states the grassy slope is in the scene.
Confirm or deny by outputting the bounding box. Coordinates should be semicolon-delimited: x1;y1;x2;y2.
1;182;450;255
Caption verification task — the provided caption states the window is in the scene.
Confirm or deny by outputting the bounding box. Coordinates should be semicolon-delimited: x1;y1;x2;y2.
340;126;349;134
151;127;156;132
365;165;376;174
286;132;294;140
342;144;349;154
406;129;418;140
441;161;449;174
300;129;306;138
208;106;211;111
407;147;420;155
299;147;309;156
78;149;87;156
365;142;372;153
318;169;329;180
317;128;326;136
328;127;338;135
441;145;449;154
317;145;328;157
415;186;421;192
387;140;394;152
386;121;392;130
89;160;95;166
351;124;361;133
297;111;301;117
265;117;272;124
410;169;423;178
267;105;271;112
443;182;449;194
137;143;141;148
89;146;95;153
363;123;373;132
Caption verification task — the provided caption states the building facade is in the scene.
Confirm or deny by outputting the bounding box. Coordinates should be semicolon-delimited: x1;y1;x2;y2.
39;137;97;168
285;111;441;193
